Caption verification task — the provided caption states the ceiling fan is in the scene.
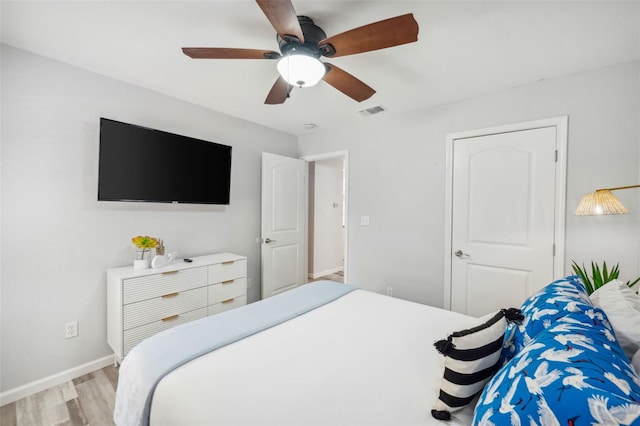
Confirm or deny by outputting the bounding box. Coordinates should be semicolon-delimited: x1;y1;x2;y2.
182;0;419;105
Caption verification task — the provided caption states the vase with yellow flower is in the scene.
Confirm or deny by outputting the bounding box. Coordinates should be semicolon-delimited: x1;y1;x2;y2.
131;235;159;270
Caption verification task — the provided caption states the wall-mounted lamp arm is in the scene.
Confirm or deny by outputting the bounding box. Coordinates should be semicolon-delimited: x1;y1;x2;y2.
595;184;640;192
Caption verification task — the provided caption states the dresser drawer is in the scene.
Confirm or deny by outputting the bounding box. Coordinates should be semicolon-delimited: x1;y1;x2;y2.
123;307;208;356
209;278;246;305
123;267;207;304
209;259;247;284
208;295;247;316
123;287;208;330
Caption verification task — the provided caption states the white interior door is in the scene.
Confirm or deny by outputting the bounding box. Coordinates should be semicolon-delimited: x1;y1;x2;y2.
446;119;566;316
261;153;307;299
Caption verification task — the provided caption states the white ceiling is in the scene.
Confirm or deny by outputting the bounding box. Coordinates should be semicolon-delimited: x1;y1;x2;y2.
2;1;639;136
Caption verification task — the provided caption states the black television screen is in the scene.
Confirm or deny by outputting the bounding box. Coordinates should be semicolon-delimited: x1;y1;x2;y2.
98;118;231;204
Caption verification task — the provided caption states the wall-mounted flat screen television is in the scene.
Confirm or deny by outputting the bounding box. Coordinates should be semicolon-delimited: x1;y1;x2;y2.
98;118;232;204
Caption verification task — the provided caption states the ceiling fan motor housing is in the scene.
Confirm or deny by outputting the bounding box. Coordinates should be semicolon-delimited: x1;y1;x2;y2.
277;16;333;58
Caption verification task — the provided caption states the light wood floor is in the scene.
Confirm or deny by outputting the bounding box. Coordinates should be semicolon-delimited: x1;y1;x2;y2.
309;270;344;283
0;366;118;426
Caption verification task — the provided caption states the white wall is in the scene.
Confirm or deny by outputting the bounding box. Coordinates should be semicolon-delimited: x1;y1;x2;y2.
0;45;297;393
298;61;640;306
310;157;344;277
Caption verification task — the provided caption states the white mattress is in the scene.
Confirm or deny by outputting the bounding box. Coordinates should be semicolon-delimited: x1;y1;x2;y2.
150;289;479;425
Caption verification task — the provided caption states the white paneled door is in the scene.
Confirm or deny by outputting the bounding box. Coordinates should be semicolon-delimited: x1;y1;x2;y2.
447;119;566;316
261;153;307;299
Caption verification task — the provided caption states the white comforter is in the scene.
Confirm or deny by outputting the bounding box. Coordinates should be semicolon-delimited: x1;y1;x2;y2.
150;289;479;425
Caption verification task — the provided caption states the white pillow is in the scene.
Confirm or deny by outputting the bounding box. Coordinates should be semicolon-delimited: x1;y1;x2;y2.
590;279;640;360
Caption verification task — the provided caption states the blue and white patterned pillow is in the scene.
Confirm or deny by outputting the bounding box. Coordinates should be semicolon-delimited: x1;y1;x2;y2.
502;276;594;362
474;307;640;425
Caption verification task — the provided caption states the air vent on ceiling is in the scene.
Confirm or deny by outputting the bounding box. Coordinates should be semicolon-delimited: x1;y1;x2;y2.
357;105;385;116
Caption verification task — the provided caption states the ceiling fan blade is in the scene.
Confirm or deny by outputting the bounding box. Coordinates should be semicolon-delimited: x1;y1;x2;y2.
265;76;293;104
322;63;375;102
256;0;304;43
182;48;280;60
319;13;418;58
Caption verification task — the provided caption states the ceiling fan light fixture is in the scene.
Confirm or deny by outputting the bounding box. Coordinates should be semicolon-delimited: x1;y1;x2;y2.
277;54;325;88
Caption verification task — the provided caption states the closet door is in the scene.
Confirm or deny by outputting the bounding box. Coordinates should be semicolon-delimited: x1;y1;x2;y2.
446;118;567;316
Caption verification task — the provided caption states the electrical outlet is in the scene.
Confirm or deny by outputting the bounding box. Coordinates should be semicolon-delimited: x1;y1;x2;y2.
386;287;393;297
247;278;252;289
65;321;78;339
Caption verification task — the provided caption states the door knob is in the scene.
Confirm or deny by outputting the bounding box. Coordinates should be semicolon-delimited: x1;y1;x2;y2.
454;250;470;258
265;238;277;244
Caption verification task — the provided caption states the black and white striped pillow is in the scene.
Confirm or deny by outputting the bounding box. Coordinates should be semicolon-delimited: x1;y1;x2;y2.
431;308;523;420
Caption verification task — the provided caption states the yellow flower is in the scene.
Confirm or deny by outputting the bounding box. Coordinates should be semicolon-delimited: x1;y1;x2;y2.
131;236;159;250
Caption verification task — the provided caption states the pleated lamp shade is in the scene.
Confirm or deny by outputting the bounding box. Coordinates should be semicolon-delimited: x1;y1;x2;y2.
574;190;629;216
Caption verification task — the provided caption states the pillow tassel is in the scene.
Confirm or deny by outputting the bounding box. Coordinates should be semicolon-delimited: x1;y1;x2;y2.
434;337;455;355
431;409;452;420
502;307;524;323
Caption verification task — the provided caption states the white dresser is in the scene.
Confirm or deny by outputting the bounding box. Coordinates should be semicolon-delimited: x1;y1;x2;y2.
107;253;247;364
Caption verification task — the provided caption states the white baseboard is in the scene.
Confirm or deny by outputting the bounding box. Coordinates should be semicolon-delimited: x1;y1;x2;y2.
0;354;114;406
308;266;344;280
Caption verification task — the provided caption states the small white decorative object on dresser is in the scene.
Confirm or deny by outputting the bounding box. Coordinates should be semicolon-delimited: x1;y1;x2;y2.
107;253;247;365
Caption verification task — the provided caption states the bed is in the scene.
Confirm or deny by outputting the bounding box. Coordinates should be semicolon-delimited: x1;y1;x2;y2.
114;281;481;425
114;278;640;426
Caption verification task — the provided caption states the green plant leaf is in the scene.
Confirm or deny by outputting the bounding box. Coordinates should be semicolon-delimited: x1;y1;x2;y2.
592;261;603;289
627;276;640;288
572;260;594;294
610;263;620;280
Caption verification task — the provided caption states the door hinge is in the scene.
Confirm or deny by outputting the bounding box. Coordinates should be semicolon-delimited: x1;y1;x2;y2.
552;243;556;256
554;150;558;162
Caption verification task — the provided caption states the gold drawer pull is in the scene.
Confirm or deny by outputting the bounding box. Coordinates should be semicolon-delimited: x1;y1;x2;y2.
161;292;179;298
162;270;179;275
162;314;179;322
222;261;234;265
222;280;234;285
222;298;235;304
